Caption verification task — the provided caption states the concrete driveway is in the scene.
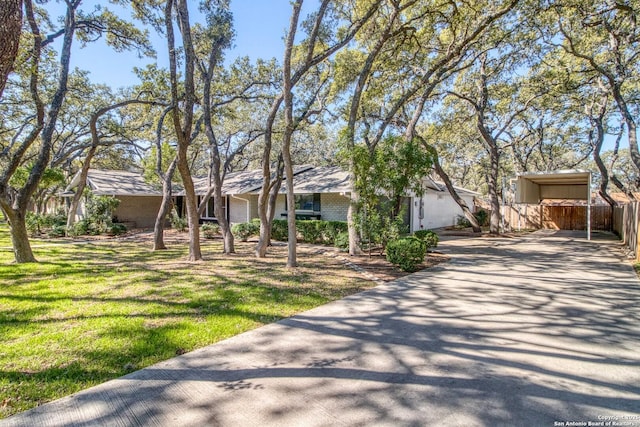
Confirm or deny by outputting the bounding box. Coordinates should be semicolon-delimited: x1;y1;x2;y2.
3;231;640;426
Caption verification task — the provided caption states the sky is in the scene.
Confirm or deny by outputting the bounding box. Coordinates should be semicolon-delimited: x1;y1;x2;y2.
57;0;318;89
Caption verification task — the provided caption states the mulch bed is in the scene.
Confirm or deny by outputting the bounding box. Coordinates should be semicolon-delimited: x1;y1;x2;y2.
344;251;450;282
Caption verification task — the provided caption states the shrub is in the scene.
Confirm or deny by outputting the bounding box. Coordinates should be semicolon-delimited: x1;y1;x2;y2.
107;223;127;236
334;231;349;251
41;210;67;228
271;219;288;241
456;214;471;228
25;212;42;236
414;229;438;250
297;220;323;244
201;223;220;239
386;237;426;272
170;211;187;232
323;221;348;244
71;219;97;236
48;224;67;238
231;222;259;242
474;209;489;226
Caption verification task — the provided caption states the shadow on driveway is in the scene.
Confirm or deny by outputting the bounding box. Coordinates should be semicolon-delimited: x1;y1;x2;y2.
3;231;639;426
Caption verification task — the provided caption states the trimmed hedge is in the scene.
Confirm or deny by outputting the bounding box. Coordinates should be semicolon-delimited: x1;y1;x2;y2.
267;219;348;246
271;219;288;241
386;237;427;272
231;222;259;242
413;229;438;250
201;223;220;239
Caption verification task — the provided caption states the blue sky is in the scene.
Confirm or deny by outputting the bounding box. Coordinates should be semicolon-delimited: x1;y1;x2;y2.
60;0;318;89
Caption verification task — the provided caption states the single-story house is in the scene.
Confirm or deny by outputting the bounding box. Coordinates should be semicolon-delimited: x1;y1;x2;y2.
63;169;165;228
65;166;478;232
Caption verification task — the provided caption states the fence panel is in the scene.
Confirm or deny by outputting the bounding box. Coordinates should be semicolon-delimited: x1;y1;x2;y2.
503;205;612;231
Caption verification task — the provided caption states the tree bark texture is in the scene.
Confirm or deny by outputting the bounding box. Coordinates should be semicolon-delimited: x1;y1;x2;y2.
0;0;22;99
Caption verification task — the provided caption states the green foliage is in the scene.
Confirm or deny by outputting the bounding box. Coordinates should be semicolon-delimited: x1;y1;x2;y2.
0;222;371;418
457;210;489;228
357;208;408;252
414;229;439;250
348;136;431;253
48;225;67;238
106;223;127;236
474;209;489;226
140;142;178;187
268;220;348;246
25;211;67;237
8;166;65;191
86;195;120;226
334;231;349;251
386;237;427;272
170;211;188;232
297;220;323;244
271;219;289;242
201;223;220;239
231;222;259;242
68;194;122;237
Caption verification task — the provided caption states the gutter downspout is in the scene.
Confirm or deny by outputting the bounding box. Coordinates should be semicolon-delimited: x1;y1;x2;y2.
230;194;251;223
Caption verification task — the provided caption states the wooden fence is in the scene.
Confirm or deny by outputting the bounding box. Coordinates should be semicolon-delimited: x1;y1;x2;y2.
613;202;640;258
502;205;613;231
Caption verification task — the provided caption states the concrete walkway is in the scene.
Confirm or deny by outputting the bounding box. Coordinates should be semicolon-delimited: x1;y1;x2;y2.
3;231;640;426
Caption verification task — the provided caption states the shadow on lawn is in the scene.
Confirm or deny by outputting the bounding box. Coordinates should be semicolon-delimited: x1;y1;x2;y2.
2;232;639;425
1;239;367;418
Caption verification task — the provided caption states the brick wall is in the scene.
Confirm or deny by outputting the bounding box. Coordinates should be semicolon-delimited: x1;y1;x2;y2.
114;196;163;228
320;193;349;221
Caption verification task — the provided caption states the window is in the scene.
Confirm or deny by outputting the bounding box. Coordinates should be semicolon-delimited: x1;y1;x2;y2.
288;193;321;212
199;196;226;220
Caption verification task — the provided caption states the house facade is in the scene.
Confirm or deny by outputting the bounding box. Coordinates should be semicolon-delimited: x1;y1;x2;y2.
65;166;478;231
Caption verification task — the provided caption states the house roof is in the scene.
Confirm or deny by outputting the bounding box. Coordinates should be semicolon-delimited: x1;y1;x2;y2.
66;169;161;196
65;166;478;198
277;166;351;195
191;165;315;195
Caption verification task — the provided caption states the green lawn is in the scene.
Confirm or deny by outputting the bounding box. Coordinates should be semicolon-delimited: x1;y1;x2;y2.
0;223;372;418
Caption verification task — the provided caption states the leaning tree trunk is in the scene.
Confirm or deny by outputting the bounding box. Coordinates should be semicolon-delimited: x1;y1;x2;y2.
418;137;481;233
153;157;177;250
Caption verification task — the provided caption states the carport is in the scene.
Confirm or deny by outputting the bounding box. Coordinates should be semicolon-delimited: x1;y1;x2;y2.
515;170;592;240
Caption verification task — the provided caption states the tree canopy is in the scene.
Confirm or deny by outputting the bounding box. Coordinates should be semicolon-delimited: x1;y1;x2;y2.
2;0;639;263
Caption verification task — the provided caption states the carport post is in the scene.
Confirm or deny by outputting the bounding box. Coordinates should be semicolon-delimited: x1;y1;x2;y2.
587;173;591;241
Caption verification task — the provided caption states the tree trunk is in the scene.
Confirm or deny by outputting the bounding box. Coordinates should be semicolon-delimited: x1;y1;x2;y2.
256;155;284;258
283;153;297;268
486;156;501;235
2;204;36;263
177;153;202;261
66;147;96;233
418;137;481;233
0;0;22;100
347;189;362;255
152;196;171;250
153;158;177;251
199;169;235;254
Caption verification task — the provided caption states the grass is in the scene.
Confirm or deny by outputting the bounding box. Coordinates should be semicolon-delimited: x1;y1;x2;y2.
0;223;374;418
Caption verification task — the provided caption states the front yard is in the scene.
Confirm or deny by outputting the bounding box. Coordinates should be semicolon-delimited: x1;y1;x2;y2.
0;224;378;418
